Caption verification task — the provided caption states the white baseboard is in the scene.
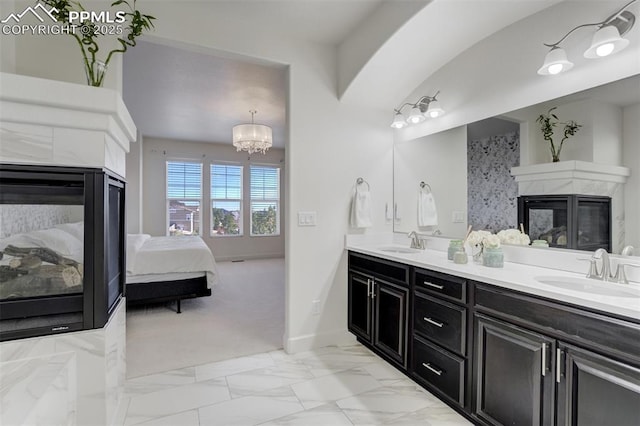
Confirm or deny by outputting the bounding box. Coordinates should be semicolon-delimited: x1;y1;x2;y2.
283;329;357;353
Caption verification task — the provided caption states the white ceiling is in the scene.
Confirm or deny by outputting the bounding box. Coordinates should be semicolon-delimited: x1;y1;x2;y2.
123;41;288;147
122;0;385;148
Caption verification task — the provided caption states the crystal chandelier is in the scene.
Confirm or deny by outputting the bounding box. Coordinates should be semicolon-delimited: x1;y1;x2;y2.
232;110;273;154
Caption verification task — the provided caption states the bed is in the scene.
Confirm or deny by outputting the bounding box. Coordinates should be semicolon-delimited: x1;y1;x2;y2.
125;234;217;313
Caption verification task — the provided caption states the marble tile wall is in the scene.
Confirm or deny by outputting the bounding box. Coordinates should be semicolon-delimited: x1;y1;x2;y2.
0;300;126;426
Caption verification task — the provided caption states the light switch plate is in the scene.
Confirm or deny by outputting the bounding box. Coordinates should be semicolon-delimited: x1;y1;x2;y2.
452;211;465;223
298;211;317;226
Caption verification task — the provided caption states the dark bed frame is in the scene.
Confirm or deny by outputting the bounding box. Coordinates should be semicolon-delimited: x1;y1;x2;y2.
125;275;211;314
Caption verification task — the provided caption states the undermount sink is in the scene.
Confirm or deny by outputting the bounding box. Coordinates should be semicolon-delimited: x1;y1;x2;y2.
534;276;640;298
377;246;422;254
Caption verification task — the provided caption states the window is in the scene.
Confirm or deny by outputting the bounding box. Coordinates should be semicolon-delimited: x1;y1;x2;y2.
211;164;243;236
250;165;280;236
167;161;202;236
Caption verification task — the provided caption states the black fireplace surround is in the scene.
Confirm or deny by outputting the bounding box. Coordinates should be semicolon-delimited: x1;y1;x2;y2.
0;164;126;341
518;194;611;252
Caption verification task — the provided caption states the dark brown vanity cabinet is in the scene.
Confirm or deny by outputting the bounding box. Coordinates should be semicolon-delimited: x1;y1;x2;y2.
411;268;470;409
348;252;410;368
474;283;640;426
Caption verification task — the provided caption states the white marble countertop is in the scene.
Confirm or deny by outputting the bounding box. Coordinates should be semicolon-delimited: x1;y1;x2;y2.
346;240;640;322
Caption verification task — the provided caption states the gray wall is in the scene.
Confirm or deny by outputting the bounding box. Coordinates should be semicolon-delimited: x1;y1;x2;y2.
141;137;285;261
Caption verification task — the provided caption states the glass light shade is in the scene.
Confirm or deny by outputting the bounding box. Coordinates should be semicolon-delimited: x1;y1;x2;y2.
232;123;273;154
425;100;445;118
390;112;408;129
584;25;629;58
406;106;426;124
537;47;574;75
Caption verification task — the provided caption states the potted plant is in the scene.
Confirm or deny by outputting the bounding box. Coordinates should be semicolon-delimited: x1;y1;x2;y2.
536;107;582;162
39;0;155;87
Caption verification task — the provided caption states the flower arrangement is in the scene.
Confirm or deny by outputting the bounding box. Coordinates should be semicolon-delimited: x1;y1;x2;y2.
467;230;498;249
497;229;531;245
536;107;582;162
39;0;155;87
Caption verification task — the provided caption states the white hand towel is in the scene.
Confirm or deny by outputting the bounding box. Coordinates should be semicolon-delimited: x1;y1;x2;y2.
350;187;373;228
418;191;438;227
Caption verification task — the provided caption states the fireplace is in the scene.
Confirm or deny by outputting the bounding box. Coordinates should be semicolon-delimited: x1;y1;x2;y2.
518;194;611;252
0;164;126;341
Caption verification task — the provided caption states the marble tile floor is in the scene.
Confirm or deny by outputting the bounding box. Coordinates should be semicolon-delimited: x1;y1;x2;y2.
122;344;471;426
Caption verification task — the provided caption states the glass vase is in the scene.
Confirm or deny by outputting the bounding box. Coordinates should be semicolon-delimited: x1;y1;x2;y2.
84;60;108;87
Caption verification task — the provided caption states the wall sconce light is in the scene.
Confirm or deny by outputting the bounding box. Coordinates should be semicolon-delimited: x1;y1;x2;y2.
538;0;637;75
390;91;445;129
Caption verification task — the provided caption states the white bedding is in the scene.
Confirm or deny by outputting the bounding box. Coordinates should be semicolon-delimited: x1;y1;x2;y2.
126;235;218;288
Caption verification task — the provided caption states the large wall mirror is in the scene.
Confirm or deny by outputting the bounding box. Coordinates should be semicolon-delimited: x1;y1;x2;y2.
393;74;640;255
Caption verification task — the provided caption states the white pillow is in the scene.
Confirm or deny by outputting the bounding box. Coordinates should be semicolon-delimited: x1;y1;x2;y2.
54;222;84;241
25;228;83;256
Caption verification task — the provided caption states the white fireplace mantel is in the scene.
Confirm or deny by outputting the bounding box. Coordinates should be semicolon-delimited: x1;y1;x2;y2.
0;73;136;177
511;160;630;190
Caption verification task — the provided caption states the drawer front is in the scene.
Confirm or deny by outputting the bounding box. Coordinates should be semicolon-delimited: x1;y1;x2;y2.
415;269;466;303
414;292;466;355
412;336;465;405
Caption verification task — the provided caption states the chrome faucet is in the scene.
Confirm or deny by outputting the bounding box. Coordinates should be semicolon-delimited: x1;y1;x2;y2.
591;248;612;281
408;231;426;250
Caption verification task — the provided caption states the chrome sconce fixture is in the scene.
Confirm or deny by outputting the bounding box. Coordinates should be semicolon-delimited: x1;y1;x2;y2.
538;0;637;75
390;91;445;129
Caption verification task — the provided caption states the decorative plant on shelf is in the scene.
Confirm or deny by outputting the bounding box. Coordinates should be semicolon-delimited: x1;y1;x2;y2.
536;107;582;162
39;0;155;87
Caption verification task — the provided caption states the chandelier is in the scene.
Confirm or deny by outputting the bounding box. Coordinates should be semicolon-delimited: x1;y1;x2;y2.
232;110;273;154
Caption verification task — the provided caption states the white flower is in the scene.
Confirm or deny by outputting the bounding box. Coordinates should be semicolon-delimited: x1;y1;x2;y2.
484;234;501;248
467;230;492;247
498;229;531;245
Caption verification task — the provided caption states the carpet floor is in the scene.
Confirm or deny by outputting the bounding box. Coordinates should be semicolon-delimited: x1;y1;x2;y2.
125;258;285;378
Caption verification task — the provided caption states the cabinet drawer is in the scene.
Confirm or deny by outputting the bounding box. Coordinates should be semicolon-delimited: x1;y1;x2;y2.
415;269;466;303
414;292;466;355
412;336;465;405
349;252;409;286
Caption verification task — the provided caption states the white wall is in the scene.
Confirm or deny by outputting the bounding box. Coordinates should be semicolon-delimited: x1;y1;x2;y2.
0;0;16;73
142;137;286;261
623;103;640;249
11;0;123;92
394;126;467;237
126;133;143;234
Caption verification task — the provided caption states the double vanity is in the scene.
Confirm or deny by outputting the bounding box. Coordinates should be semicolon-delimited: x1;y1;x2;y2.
346;237;640;426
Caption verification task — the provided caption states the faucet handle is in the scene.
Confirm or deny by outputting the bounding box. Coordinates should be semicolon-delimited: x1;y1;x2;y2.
612;263;640;285
577;257;599;279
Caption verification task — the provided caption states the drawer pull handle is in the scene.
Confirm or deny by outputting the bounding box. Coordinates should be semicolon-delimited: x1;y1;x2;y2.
424;281;444;290
424;317;444;328
422;362;442;376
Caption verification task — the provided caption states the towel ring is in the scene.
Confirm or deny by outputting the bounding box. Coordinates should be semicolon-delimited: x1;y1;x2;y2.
356;177;370;191
420;181;432;193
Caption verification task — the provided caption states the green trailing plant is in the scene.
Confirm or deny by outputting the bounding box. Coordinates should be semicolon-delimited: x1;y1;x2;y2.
536;107;582;162
39;0;155;87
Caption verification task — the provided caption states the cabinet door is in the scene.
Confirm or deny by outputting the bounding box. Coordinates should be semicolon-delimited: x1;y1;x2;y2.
373;279;408;367
557;343;640;426
474;314;555;426
348;272;372;342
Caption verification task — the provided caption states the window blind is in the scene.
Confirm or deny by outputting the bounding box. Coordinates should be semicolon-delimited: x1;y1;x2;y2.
250;166;280;200
211;165;242;200
167;161;202;199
